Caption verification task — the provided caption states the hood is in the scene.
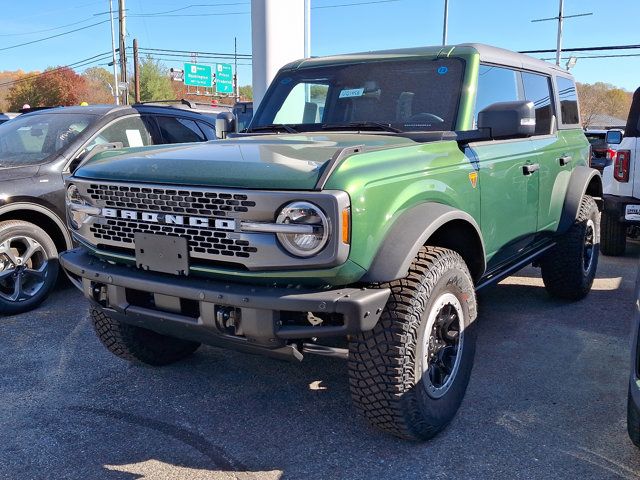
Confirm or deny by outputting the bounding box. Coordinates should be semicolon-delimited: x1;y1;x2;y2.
74;134;415;190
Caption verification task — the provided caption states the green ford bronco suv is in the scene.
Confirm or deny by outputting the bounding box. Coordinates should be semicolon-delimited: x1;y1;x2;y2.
61;44;602;441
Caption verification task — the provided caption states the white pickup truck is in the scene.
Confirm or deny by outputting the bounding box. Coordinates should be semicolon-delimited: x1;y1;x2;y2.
601;87;640;256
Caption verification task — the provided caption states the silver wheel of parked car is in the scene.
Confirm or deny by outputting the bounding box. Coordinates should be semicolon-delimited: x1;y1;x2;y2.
0;221;58;315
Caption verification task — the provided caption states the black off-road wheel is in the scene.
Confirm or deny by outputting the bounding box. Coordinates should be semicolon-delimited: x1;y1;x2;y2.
348;246;477;441
90;307;200;366
628;386;640;448
0;220;59;315
601;210;626;256
540;195;599;301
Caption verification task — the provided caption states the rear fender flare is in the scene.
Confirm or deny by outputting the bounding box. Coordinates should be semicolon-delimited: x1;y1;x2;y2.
557;166;603;234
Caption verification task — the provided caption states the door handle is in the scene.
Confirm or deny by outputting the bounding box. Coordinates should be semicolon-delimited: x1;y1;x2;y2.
559;155;572;166
522;163;540;175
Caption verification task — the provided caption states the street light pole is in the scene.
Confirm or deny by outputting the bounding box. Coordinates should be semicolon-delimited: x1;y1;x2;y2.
442;0;449;46
108;0;119;105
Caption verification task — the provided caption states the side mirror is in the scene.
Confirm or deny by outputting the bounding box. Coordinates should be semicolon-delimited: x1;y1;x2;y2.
606;129;623;145
216;112;236;139
68;142;123;173
478;101;536;139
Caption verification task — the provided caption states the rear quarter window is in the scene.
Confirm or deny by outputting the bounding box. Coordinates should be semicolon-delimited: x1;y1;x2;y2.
556;76;580;125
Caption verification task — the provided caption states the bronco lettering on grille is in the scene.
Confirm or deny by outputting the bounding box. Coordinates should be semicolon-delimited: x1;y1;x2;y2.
101;208;236;231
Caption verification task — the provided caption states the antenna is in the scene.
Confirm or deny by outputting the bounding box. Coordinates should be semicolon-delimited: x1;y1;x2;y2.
531;0;592;66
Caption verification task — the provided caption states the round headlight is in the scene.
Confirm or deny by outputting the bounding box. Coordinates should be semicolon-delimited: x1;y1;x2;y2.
276;201;330;257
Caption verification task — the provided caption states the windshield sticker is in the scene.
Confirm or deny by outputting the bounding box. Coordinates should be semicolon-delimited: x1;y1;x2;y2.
339;88;365;99
437;66;448;75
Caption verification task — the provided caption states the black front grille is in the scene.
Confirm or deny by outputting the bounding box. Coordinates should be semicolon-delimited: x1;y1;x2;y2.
89;218;257;259
86;184;257;218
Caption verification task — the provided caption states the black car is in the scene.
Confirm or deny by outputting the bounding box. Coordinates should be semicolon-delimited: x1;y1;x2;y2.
0;103;218;314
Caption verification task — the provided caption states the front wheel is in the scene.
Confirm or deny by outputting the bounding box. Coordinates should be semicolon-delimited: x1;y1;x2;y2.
540;195;599;301
0;220;59;315
90;307;200;366
348;246;477;441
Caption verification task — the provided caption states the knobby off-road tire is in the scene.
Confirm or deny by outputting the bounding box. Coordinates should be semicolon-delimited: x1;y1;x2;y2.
90;307;200;366
348;246;477;441
0;220;59;315
601;210;626;256
540;195;599;301
628;387;640;448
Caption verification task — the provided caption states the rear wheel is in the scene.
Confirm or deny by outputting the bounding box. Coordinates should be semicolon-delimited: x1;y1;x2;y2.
348;246;477;441
0;220;58;315
90;307;201;366
601;210;626;256
540;195;599;301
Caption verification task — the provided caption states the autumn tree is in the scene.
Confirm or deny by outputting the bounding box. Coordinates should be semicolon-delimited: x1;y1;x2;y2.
83;67;116;104
577;82;632;127
6;66;88;110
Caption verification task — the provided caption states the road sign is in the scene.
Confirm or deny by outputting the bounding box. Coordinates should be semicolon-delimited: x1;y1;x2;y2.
183;63;212;87
215;63;234;94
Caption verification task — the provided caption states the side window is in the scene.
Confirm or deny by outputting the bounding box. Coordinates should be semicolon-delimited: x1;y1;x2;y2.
522;72;554;135
474;65;520;126
156;116;206;143
556;76;580;125
85;116;153;150
196;121;216;140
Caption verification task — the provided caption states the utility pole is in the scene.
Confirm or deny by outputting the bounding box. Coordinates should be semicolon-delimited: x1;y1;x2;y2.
133;38;140;103
234;37;239;103
108;0;119;105
442;0;449;46
555;0;564;66
118;0;128;104
531;1;592;66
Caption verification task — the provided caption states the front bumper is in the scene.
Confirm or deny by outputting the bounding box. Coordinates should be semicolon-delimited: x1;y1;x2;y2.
604;195;640;224
60;248;390;360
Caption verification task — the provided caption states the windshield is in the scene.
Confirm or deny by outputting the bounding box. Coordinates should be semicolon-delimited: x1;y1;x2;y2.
250;58;464;133
0;112;96;167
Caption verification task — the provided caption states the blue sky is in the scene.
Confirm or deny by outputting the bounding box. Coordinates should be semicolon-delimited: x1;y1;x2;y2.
1;0;639;91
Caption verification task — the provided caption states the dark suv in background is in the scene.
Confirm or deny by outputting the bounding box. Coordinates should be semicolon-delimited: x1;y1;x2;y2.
0;103;217;315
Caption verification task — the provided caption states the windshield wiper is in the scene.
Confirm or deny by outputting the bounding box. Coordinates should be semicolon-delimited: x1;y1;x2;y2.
245;123;299;134
321;121;402;133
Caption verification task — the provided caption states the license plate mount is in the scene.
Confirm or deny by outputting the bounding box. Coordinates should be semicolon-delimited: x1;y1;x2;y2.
134;233;189;275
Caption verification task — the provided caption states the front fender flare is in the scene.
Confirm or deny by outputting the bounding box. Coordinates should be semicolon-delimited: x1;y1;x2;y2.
360;203;485;283
557;166;602;234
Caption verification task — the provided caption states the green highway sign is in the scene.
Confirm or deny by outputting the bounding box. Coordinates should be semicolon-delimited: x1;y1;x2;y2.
183;63;212;87
215;63;234;94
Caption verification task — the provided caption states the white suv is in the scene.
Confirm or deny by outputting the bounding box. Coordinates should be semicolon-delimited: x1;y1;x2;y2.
601;88;640;255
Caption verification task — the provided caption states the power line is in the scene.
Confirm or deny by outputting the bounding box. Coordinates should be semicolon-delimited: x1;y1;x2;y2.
0;52;113;88
136;2;249;16
540;53;640;61
521;44;640;54
0;16;97;37
128;0;402;17
0;20;110;52
312;0;400;9
138;47;251;58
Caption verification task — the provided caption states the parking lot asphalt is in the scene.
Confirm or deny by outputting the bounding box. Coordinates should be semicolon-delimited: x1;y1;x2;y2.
1;246;640;480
